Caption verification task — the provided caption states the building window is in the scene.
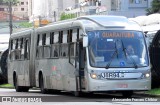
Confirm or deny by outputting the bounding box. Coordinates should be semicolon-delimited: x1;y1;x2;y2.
0;8;4;11
21;2;24;5
26;2;28;5
21;8;24;11
130;0;142;4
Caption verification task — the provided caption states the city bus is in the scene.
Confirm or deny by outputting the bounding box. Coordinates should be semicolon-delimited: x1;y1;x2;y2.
8;15;151;97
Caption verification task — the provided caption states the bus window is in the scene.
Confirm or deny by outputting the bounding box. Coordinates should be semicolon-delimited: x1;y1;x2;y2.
67;30;72;43
13;39;16;50
59;31;63;43
37;34;40;46
24;39;30;60
42;33;46;45
54;32;59;43
51;44;59;58
50;32;59;58
61;31;68;57
88;31;149;68
44;33;51;58
20;38;23;49
72;29;77;42
21;38;24;60
39;35;42;46
77;28;79;40
15;39;18;49
50;32;54;44
15;39;21;60
69;43;76;66
36;34;43;59
63;31;67;43
46;33;50;45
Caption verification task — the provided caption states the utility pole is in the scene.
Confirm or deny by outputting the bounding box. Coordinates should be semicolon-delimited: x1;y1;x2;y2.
39;16;41;27
9;1;13;35
54;11;56;22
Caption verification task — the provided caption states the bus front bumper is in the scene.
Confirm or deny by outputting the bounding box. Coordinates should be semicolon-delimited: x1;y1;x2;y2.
88;79;151;91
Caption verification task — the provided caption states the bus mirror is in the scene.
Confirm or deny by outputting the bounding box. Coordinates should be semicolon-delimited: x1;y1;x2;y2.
83;37;88;47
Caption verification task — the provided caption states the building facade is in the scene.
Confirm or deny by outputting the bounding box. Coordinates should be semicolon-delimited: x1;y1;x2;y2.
0;0;29;20
28;0;154;23
65;0;153;18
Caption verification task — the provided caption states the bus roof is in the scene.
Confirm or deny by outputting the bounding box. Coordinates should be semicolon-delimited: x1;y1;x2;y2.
10;29;33;39
11;15;143;37
36;15;142;33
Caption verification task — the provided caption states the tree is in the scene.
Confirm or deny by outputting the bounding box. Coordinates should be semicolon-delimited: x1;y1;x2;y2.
60;12;76;20
146;0;160;15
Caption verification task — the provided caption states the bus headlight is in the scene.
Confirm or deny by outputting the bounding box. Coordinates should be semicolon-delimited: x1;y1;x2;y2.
145;73;150;78
90;74;97;79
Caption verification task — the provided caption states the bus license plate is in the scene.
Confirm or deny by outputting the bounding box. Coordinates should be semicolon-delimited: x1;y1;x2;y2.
101;72;124;79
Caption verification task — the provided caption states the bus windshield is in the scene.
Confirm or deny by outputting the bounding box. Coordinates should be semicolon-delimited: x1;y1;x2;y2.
88;30;149;68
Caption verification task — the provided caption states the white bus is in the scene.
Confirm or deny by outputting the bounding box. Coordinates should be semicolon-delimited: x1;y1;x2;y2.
8;15;151;97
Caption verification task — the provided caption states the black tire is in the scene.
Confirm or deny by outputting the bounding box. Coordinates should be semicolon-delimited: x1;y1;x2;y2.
122;91;133;97
22;87;29;92
40;75;48;94
14;76;22;92
73;91;83;97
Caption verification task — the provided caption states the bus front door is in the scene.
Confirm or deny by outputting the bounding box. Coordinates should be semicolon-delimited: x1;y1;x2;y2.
69;42;85;96
78;42;85;91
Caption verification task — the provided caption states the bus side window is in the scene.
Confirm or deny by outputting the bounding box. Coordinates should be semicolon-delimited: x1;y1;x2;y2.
44;33;51;58
59;31;63;43
42;33;46;45
61;30;68;57
50;32;54;44
72;29;77;42
15;39;20;60
37;34;40;46
69;43;76;66
24;39;30;60
15;39;18;49
59;31;63;57
20;38;24;60
51;32;59;58
12;39;16;60
37;34;43;59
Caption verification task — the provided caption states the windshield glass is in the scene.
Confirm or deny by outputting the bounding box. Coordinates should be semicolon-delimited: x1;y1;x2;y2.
88;30;149;68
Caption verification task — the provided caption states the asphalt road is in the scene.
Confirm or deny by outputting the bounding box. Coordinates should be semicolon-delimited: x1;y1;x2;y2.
0;88;160;105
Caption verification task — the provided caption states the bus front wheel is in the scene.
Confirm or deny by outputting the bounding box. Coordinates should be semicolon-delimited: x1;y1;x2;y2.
14;75;22;92
40;75;48;94
122;91;133;97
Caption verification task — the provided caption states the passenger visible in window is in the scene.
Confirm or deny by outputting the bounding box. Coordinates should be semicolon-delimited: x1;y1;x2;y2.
54;50;58;57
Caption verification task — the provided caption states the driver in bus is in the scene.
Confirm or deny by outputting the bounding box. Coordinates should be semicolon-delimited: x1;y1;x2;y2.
126;45;135;55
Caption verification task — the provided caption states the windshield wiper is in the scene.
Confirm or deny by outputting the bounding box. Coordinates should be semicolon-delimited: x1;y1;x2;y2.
121;40;138;69
106;40;118;69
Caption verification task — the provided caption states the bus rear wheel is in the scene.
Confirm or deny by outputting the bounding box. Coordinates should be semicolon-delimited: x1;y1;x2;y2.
22;87;29;92
40;75;48;94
